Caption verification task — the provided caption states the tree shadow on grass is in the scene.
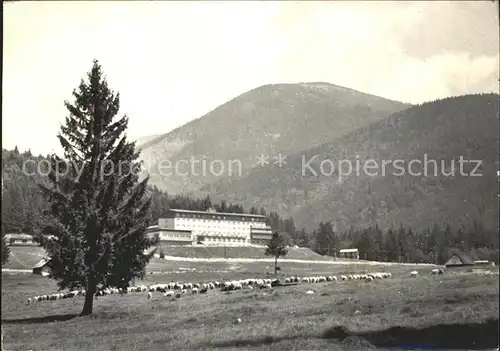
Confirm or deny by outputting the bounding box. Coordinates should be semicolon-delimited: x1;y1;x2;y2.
321;319;499;350
195;334;309;349
2;313;78;324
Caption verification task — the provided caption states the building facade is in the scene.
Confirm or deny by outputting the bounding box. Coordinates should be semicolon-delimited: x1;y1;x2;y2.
147;208;274;246
5;233;36;246
147;227;193;246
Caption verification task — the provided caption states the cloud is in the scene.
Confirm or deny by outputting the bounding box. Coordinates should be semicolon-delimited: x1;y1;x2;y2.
393;1;499;58
263;1;499;103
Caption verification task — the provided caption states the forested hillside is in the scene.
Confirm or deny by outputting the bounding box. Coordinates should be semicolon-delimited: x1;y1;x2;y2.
2;145;498;266
203;94;499;233
1;148;300;240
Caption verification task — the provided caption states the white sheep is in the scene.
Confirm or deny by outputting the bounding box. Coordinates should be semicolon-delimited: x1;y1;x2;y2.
191;288;199;294
27;298;32;305
410;270;418;277
306;290;314;295
431;269;439;275
163;291;175;298
341;275;347;281
147;292;153;299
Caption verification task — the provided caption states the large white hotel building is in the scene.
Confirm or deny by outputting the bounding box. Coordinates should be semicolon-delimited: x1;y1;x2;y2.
147;208;274;246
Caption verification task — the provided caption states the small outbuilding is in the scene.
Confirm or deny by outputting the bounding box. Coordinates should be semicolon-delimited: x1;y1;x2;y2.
32;258;51;276
444;252;475;268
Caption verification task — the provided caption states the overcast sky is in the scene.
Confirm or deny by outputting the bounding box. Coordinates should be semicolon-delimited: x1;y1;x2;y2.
3;1;499;155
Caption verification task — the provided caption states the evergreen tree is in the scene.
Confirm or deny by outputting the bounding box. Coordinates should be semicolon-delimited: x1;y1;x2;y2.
38;60;156;316
265;232;288;275
296;229;310;248
397;225;409;262
426;224;440;263
218;200;228;212
314;222;328;255
356;228;375;260
384;228;399;262
1;179;9;265
373;225;385;261
1;222;9;266
314;221;338;256
200;195;212;211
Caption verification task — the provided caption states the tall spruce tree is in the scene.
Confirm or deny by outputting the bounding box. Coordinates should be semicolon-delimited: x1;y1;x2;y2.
1;177;10;265
38;60;156;316
1;223;9;266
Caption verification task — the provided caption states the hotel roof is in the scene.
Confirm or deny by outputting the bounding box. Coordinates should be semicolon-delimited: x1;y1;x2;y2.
168;208;267;218
5;233;34;239
339;248;359;253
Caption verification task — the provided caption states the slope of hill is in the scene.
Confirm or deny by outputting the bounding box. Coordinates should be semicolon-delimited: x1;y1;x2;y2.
156;245;332;261
2;245;331;271
3;246;47;270
137;82;410;194
202;94;500;232
133;134;162;146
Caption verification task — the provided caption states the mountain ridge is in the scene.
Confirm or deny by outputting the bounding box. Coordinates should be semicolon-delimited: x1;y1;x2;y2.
136;82;411;194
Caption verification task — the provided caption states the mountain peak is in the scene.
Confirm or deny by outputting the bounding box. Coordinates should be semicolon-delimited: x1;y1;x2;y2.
138;83;409;194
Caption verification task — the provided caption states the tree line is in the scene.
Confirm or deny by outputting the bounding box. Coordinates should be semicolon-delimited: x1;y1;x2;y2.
1;148;301;236
310;221;499;265
2;144;498;267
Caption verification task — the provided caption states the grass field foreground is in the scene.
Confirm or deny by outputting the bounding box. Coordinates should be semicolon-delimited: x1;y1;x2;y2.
2;263;499;351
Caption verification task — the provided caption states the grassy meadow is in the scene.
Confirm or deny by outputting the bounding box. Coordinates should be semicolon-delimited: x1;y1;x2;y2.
2;257;499;351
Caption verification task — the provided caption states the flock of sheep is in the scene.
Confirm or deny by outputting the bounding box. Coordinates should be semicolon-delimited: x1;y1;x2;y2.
27;271;401;305
410;268;444;277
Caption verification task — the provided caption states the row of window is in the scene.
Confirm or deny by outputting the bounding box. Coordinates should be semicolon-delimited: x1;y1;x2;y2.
251;239;271;245
198;232;247;237
175;224;252;233
174;213;266;223
159;233;191;239
201;237;246;242
176;218;262;226
9;239;33;244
